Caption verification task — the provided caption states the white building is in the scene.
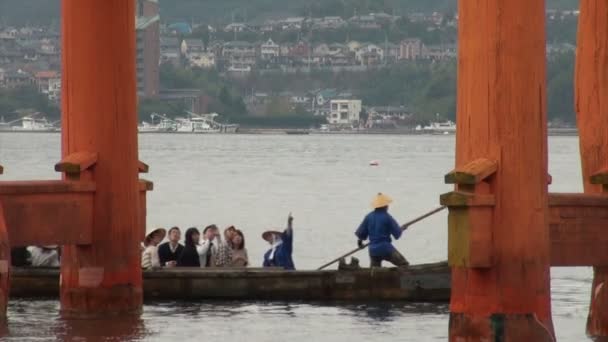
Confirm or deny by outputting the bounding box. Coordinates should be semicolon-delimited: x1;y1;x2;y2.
400;39;424;60
188;52;216;68
47;77;61;103
260;39;280;60
328;99;362;125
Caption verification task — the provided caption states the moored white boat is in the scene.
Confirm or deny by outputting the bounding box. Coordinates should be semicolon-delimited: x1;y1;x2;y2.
139;112;239;134
421;121;456;135
0;114;60;132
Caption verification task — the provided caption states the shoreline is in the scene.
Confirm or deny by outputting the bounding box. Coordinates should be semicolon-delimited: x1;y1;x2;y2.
0;128;579;136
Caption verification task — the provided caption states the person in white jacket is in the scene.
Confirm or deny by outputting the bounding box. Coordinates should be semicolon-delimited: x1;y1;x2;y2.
27;246;60;267
198;225;232;268
141;228;166;269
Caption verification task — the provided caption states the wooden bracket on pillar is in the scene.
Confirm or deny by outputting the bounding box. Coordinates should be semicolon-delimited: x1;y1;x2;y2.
445;158;498;186
138;179;153;240
590;168;608;192
55;152;98;180
138;161;149;173
0;165;3;175
442;158;497;269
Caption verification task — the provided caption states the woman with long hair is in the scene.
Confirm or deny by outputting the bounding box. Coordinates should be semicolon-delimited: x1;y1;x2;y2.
177;227;201;267
230;229;248;267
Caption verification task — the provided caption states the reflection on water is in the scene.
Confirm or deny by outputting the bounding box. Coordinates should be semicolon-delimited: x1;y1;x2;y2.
3;300;448;342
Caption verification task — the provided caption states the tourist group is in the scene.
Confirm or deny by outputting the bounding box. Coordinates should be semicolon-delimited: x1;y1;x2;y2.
141;214;295;270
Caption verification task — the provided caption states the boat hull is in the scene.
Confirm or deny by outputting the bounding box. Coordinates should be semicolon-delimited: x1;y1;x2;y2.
11;262;450;302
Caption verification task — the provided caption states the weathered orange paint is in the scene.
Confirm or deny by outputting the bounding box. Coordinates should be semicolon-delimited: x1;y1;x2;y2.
60;0;142;317
0;181;94;247
449;0;553;340
548;193;608;266
575;0;608;337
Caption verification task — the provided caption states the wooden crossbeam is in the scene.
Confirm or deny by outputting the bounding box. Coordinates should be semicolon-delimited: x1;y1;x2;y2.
549;193;608;266
445;158;498;185
0;181;94;247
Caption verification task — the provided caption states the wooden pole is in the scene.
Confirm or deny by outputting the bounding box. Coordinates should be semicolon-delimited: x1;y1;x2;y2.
317;206;446;270
575;1;608;337
450;0;554;340
60;0;142;317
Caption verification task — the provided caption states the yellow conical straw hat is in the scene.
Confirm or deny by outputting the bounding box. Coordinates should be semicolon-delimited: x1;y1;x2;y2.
371;193;393;209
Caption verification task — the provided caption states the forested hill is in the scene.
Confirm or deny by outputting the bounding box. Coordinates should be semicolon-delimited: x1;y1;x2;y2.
0;0;580;26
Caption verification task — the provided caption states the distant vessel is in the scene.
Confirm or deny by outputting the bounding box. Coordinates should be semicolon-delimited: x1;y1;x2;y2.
138;112;239;134
0;114;59;132
285;129;310;135
420;121;456;135
138;113;177;133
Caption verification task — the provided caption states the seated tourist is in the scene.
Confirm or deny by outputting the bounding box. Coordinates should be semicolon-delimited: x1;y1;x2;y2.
224;226;237;248
11;247;31;267
230;229;248;267
141;228;166;270
158;226;184;267
177;227;201;267
262;213;295;270
27;245;60;267
200;225;232;268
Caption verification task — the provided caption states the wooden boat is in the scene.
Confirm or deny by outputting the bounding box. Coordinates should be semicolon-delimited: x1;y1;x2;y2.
10;262;450;302
285;129;310;135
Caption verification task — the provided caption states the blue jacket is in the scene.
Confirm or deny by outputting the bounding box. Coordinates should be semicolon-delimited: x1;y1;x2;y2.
355;208;402;257
263;226;295;270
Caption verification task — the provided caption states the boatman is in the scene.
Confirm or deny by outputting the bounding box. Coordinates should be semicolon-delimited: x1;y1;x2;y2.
355;193;409;268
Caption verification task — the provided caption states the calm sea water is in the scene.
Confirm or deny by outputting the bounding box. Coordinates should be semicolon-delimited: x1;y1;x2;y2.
0;133;591;341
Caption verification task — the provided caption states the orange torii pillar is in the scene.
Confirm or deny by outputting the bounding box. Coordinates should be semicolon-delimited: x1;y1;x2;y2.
0;165;8;318
60;0;142;317
575;0;608;337
440;0;554;340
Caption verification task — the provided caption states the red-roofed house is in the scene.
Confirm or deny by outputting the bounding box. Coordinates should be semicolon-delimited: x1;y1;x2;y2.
35;70;61;102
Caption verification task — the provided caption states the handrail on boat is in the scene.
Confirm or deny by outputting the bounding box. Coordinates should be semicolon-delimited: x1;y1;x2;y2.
316;206;447;270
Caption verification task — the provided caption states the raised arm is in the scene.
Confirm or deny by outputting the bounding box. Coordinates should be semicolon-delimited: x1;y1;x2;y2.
283;213;294;246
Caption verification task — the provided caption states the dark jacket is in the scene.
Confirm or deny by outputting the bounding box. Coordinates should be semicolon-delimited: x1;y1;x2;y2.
355;207;402;257
177;245;200;267
158;242;184;266
263;225;295;270
178;228;201;267
11;247;30;267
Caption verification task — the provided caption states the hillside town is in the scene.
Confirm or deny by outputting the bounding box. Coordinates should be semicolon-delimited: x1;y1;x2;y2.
0;1;580;130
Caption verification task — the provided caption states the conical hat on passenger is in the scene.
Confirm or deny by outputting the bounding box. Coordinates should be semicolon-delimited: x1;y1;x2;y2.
145;228;166;245
371;193;393;209
262;230;283;242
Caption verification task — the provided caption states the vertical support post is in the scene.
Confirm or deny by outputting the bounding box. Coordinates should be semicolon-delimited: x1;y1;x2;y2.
449;0;554;340
0;165;9;319
60;0;142;317
575;1;608;337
